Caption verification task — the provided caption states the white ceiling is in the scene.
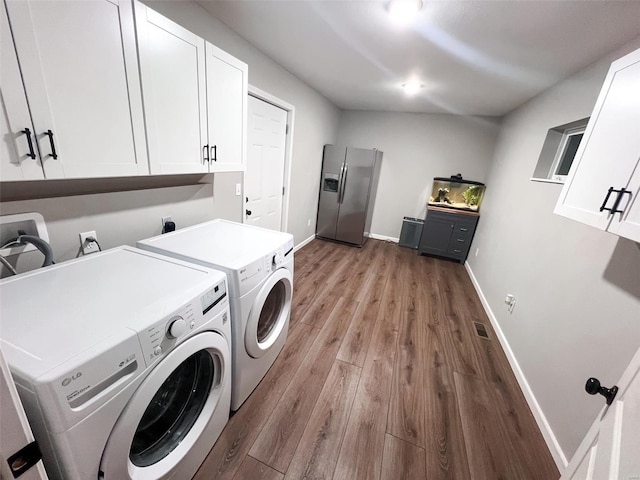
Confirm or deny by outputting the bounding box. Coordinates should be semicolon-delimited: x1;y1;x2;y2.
198;1;640;116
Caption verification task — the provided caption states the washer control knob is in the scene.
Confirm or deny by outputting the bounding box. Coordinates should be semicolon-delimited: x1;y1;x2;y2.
153;346;162;356
167;316;187;338
272;252;283;267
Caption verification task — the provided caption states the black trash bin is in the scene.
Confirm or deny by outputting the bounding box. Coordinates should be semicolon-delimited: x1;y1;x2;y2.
399;217;424;249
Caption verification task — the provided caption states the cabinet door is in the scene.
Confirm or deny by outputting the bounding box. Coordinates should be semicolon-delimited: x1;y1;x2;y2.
6;0;148;178
555;49;640;231
419;217;454;255
205;42;247;172
1;5;44;180
0;350;48;480
609;162;640;242
135;3;209;175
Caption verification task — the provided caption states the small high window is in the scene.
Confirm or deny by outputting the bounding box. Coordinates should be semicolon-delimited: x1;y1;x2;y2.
532;118;589;184
550;126;585;181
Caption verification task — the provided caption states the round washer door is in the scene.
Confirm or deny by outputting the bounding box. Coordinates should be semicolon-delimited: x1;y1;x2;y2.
244;267;292;359
100;331;229;480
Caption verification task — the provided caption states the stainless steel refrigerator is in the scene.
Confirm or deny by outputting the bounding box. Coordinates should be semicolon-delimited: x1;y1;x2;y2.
316;145;382;247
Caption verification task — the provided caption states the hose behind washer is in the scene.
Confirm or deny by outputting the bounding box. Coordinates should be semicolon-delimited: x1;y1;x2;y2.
15;235;55;267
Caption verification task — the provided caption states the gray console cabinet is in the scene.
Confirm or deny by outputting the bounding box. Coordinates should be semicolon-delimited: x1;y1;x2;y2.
418;208;479;263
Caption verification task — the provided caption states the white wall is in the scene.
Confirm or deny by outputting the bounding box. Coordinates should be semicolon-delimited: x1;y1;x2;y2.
0;173;240;275
144;0;341;245
336;111;499;239
467;36;640;465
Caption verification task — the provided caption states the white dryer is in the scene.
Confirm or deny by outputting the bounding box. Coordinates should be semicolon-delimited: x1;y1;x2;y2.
138;219;294;411
0;247;231;480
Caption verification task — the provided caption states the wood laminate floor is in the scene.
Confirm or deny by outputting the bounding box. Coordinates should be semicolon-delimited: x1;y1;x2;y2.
194;239;559;480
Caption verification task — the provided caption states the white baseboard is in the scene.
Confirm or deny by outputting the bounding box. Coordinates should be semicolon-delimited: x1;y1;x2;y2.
294;234;315;252
367;233;399;243
295;233;398;250
464;261;568;471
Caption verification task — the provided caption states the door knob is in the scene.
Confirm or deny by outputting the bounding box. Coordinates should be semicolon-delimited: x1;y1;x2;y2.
246;209;252;216
585;377;618;405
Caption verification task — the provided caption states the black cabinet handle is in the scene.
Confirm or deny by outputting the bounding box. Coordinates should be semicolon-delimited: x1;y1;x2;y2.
21;128;36;159
210;145;217;162
203;144;210;163
585;377;618;405
610;188;631;215
246;209;252;216
44;130;57;159
599;187;615;212
600;187;631;215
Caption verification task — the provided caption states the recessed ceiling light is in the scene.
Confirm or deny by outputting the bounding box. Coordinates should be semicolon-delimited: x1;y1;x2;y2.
388;0;422;25
402;80;423;95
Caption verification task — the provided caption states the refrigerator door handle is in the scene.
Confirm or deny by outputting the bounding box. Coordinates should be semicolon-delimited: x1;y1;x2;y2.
339;163;349;204
337;162;346;203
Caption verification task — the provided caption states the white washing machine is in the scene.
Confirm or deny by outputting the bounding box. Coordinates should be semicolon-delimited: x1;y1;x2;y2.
0;247;231;480
138;219;294;411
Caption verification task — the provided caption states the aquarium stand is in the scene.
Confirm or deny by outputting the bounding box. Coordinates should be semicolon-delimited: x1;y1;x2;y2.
418;207;479;263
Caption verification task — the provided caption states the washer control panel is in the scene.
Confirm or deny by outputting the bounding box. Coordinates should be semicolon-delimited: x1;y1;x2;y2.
137;278;227;366
264;245;288;273
167;316;187;338
138;303;196;365
283;238;294;259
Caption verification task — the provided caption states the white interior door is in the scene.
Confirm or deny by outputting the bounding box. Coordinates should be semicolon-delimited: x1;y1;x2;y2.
245;96;287;231
0;349;48;480
562;345;640;479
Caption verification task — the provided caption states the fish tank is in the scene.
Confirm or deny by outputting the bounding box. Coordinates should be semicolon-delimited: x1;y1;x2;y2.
428;175;486;212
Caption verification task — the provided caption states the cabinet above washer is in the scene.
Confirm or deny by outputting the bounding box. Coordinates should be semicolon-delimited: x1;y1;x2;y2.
1;0;248;181
135;3;247;175
1;0;148;180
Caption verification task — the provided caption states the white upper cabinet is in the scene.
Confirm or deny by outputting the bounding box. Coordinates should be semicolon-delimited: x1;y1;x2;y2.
206;43;248;172
4;0;148;179
1;5;44;181
555;48;640;243
135;3;208;175
135;2;247;174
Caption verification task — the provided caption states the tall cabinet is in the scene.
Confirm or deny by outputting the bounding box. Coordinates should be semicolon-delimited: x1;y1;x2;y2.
555;47;640;242
1;0;148;179
135;2;247;175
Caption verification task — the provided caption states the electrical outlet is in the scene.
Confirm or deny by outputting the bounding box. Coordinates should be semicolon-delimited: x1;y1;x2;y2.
235;184;241;196
79;231;100;255
475;248;480;257
307;219;311;227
